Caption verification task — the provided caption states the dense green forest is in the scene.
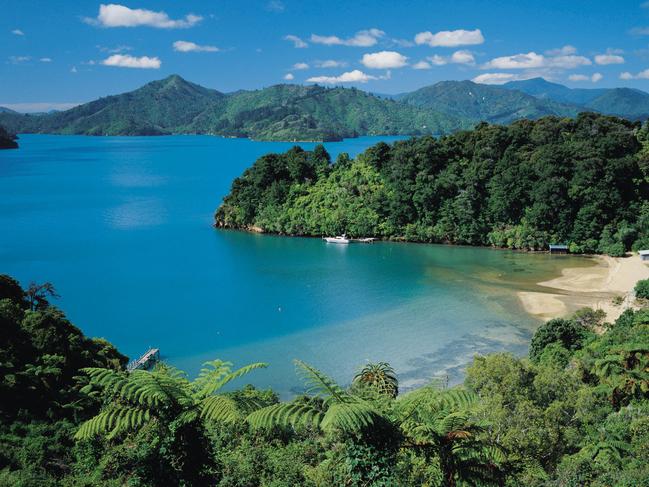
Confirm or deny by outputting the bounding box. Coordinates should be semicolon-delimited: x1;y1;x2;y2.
1;274;648;486
216;113;649;254
0;125;18;149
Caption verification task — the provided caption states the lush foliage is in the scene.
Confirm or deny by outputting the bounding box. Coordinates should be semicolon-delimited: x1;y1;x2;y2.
2;274;648;486
0;125;17;149
217;113;649;253
635;278;649;300
0;75;465;141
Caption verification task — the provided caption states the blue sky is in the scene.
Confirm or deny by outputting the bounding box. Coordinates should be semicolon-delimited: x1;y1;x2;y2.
3;0;649;111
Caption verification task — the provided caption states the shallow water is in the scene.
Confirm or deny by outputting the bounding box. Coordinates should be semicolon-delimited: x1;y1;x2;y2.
0;134;591;397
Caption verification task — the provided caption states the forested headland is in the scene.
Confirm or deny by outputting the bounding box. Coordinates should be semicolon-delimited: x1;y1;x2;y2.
1;274;648;486
0;125;18;149
216;113;649;255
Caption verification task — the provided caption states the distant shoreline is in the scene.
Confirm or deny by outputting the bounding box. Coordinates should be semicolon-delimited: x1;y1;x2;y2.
517;254;649;323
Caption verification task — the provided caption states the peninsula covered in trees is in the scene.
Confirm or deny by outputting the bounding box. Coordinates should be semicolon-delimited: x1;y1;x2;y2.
216;113;649;254
0;125;18;149
1;274;648;486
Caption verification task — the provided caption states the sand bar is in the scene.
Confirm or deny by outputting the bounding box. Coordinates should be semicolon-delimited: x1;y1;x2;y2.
517;254;649;322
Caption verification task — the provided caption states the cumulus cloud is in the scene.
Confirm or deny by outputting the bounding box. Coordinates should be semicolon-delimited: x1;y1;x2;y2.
101;54;161;69
311;28;384;47
173;40;219;52
594;53;624;65
483;51;591;69
428;54;448;66
619;69;649;80
292;62;309;70
361;51;407;69
11;29;24;36
85;4;202;29
450;50;475;65
472;72;535;85
412;60;431;70
283;34;308;48
284;73;294;80
307;69;377;84
568;73;602;82
414;29;484;47
545;45;577;56
315;60;347;68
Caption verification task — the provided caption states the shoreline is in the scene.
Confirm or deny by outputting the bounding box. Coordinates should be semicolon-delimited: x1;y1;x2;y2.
517;254;649;323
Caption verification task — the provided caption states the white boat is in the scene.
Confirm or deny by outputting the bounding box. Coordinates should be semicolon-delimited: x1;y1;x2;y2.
323;234;350;244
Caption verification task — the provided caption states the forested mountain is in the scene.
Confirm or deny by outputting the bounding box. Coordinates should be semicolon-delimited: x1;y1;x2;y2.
395;80;580;124
0;75;466;141
0;125;18;149
216;113;649;255
504;77;649;119
2;272;648;485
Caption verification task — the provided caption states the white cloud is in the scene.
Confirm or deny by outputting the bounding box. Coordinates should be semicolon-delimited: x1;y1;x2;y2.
545;45;577;56
483;51;590;69
11;29;24;36
361;51;407;69
568;74;589;81
284;73;294;80
619;69;649;80
483;51;545;69
450;49;475;65
307;69;377;84
594;53;624;65
630;26;649;36
472;72;535;84
414;29;484;47
292;62;309;70
71;66;78;73
8;56;30;64
591;72;603;82
428;54;448;66
86;4;202;29
315;59;347;68
265;1;285;12
311;28;384;47
173;40;219;52
97;44;132;53
412;60;431;70
101;54;161;69
283;34;308;48
39;57;52;62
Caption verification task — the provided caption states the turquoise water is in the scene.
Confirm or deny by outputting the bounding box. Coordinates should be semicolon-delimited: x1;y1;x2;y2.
0;135;586;397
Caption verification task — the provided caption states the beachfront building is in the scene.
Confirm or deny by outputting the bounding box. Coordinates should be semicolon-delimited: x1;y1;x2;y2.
640;250;649;261
549;244;569;254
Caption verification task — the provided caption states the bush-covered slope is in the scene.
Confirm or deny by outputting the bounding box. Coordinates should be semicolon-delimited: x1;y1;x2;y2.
216;113;649;253
397;80;580;124
0;75;468;141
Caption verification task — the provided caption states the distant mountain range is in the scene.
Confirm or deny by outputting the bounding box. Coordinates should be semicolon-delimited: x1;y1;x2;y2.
1;75;648;141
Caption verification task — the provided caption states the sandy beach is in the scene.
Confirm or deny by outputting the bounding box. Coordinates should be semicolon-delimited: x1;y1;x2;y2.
518;254;649;322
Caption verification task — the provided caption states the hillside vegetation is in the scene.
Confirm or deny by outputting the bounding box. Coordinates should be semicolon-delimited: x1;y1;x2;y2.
1;274;648;486
216;113;649;254
0;75;465;141
0;125;18;149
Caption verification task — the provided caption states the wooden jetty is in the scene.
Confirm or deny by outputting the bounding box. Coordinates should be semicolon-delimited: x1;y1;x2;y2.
126;348;160;372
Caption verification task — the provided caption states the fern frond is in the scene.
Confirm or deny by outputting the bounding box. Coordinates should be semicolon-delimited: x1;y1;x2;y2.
200;395;243;423
294;359;347;403
193;360;268;398
247;402;324;430
320;401;378;434
75;405;150;440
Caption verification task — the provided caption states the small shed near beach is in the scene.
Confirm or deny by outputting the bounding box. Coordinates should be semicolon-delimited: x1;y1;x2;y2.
549;244;569;254
639;250;649;261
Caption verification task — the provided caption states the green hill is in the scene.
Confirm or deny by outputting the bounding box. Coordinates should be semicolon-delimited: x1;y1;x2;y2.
503;77;649;119
0;75;467;141
396;80;580;124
